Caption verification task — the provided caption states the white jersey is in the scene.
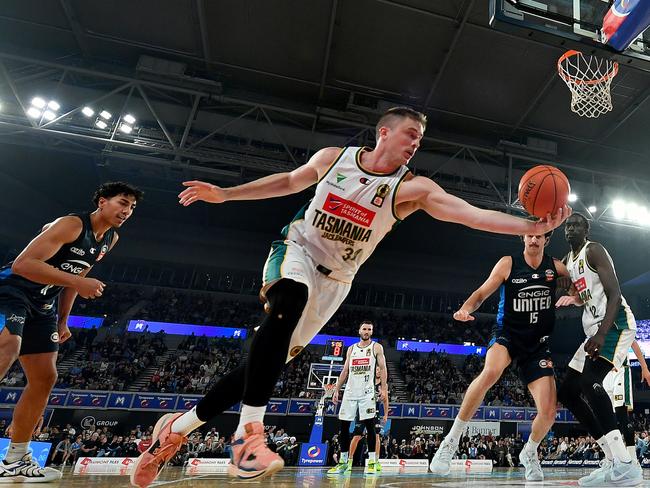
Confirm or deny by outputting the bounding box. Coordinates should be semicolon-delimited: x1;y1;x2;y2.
284;146;410;283
567;241;635;337
344;342;377;400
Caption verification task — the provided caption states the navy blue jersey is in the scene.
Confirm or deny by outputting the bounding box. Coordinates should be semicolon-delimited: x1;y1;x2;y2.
0;213;114;311
493;253;558;348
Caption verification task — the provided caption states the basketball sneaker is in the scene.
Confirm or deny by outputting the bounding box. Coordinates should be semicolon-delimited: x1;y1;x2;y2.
130;412;187;488
519;447;543;481
228;422;284;480
429;438;456;475
578;458;643;487
578;458;612;486
364;461;378;474
0;453;62;483
327;460;352;475
375;461;382;472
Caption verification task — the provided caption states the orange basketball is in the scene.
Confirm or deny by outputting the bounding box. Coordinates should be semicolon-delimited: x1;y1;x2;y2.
518;165;570;219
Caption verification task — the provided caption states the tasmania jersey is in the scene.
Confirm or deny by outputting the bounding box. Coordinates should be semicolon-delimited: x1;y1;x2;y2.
567;241;635;337
283;147;409;282
493;253;558;348
345;342;377;400
0;213;114;311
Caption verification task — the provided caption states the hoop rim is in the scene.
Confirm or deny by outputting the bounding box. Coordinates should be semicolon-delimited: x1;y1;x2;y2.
557;50;619;86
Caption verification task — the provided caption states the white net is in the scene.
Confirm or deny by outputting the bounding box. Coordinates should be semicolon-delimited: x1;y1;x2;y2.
557;50;619;118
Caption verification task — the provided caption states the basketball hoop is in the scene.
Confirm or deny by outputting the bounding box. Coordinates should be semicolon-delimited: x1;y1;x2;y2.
557;50;619;118
323;383;336;400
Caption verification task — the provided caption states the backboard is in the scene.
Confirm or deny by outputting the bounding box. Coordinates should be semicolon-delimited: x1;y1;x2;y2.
490;0;650;71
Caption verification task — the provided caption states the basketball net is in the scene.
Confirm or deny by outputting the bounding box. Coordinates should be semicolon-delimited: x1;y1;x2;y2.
557;50;618;118
323;383;336;400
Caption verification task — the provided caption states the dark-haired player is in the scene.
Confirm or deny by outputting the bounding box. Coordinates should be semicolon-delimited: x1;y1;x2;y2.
431;230;570;481
556;213;643;486
0;182;142;482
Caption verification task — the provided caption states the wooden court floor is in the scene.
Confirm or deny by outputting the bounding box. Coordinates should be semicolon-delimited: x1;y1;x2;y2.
50;466;650;487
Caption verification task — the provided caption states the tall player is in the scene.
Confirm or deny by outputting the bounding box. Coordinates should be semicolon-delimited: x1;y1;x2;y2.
0;182;141;482
328;321;387;475
430;230;570;481
347;366;389;471
556;213;643;486
131;107;570;487
603;341;650;466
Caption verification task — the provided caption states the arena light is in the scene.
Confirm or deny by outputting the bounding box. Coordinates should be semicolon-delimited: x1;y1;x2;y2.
31;97;46;109
81;106;95;117
99;110;112;120
27;107;42;118
123;114;136;124
47;100;60;111
42;110;56;121
568;193;578;202
612;200;626;220
588;205;597;213
119;123;132;134
95;120;108;129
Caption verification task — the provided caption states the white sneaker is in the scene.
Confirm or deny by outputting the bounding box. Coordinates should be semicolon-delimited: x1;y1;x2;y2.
0;454;62;483
429;439;456;475
519;447;543;481
578;458;612;486
579;458;643;487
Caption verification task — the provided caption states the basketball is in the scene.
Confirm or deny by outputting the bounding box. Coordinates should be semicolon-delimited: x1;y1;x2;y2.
518;165;571;219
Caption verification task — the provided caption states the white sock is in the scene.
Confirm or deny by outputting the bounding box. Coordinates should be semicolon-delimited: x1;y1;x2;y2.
597;436;613;461
446;418;468;447
627;446;637;464
368;452;376;463
605;430;631;463
525;437;540;454
234;405;266;439
340;452;349;463
5;442;29;463
171;407;205;435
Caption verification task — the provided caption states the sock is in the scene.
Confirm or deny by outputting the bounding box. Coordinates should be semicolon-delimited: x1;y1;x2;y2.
597;436;613;461
605;429;631;463
234;405;266;439
4;442;29;463
446;418;468;447
171;407;205;435
340;452;349;463
525;437;540;454
626;446;637;464
368;452;376;463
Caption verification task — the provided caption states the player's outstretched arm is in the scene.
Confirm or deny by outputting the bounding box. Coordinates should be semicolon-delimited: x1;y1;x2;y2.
178;147;343;206
395;175;570;235
454;256;511;321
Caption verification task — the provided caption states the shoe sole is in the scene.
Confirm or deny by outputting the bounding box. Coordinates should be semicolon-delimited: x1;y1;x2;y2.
227;459;284;481
129;412;179;488
429;463;451;476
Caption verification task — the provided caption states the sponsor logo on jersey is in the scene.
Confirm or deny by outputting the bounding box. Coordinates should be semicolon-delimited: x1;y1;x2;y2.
351;357;372;374
574;277;587;292
359;177;372;185
531;274;540;279
538;359;553;369
578;259;585;274
512;278;527;284
371;184;391;208
7;314;25;325
60;260;90;274
50;332;59;342
352;358;370;366
336;173;347;184
90;248;96;254
97;244;109;262
514;285;552;312
323;193;375;227
545;269;555;281
70;247;85;256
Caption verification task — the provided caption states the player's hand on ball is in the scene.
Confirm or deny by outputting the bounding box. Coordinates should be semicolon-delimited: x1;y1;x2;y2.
585;332;605;358
453;309;474;322
555;295;581;307
179;180;227;206
536;205;572;233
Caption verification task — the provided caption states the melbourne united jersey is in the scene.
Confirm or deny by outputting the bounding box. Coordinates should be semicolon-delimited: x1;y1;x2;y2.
567;241;635;337
0;213;114;311
345;342;377;400
283;147;410;282
494;254;558;347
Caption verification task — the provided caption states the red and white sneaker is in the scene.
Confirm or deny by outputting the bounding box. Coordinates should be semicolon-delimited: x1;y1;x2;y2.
130;413;187;488
228;422;284;480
